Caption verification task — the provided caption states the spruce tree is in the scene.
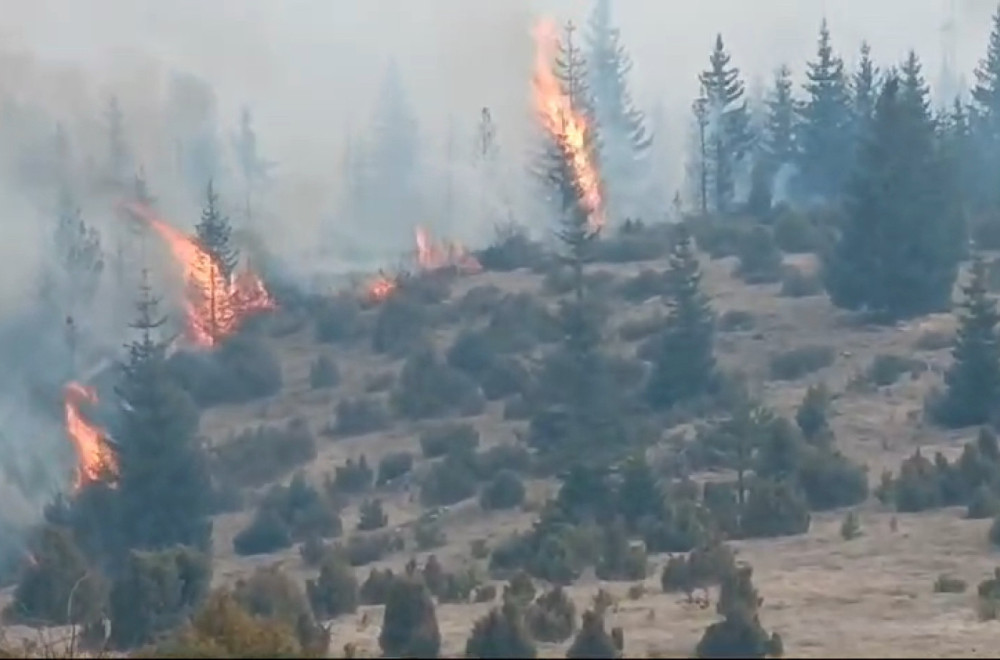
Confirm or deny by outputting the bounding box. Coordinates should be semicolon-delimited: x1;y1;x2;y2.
935;255;1000;428
823;62;962;320
696;564;782;658
53;187;105;310
195;180;239;342
585;0;653;223
762;65;797;173
852;41;879;139
112;271;213;556
646;226;716;410
698;35;752;213
797;19;854;199
971;7;1000;213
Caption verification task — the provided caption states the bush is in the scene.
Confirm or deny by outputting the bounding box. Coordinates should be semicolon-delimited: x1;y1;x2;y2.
421;454;478;506
167;334;283;407
484;293;561;353
233;565;327;653
474;584;498;603
7;525;106;626
447;329;497;376
373;297;429;357
340;531;404;567
480;470;527;511
779;266;822;297
233;507;293;556
914;329;954;351
392;349;486;420
314;294;363;344
358;499;389;531
212;418;316;489
360;568;396;605
618;314;664;342
479;357;531;401
414;519;448;550
592;228;672;264
477;223;546;272
933;574;967;593
740;479;811;539
365;370;395;393
967;484;1000;519
334;396;390;436
991;515;1000;548
773;209;823;253
769;345;836;380
795;383;831;444
420;423;480;459
734;226;783;284
476;444;532;478
377;451;415;486
109;547;211;649
329;456;374;494
379;577;441;658
234;475;342;556
306;553;358;619
525;586;576;643
717;309;755;332
455;284;505;318
977;568;1000;620
595;520;648;582
309;355;340;389
566;610;618;659
660;539;736;594
840;511;862;540
465;601;537;659
865;353;925;387
797;449;869;511
619;269;668;302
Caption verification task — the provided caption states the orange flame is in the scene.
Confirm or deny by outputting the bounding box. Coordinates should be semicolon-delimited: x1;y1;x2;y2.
364;271;398;304
63;382;117;491
532;19;604;233
121;201;275;348
414;226;482;274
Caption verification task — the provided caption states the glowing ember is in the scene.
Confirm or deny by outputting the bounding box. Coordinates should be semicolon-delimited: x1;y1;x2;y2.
365;271;398;304
532;19;604;233
120;201;275;348
63;381;117;491
414;226;482;274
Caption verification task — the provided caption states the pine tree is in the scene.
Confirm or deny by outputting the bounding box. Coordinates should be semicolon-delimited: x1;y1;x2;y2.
690;90;711;216
585;0;653;223
231;106;275;225
53;187;105;309
698;35;752;213
823;62;963;320
112;271;213;556
566;609;619;659
762;65;797;174
646;227;716;409
935;255;1000;428
852;41;879;138
195;180;239;342
696;564;782;658
105;95;131;187
464;600;537;659
971;7;1000;213
797;19;854;199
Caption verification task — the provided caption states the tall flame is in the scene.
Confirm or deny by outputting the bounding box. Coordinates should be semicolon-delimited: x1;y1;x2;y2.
414;226;482;273
63;382;117;491
121;201;275;347
532;19;604;233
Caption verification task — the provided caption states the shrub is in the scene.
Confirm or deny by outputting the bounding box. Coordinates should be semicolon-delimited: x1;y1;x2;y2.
740;479;811;539
480;470;527;511
696;564;782;659
233;565;327;653
212;418;316;489
334;396;389;436
447;329;496;376
914;329;953;351
479;357;531;401
840;511;862;540
967;484;1000;519
619;269;668;302
377;451;415;486
484;293;561;353
660;539;736;594
773;209;823;253
340;531;404;567
365;371;395;393
306;553;358;619
474;584;498;603
779;266;822;297
866;353;925;387
379;577;441;658
233;507;293;556
592;228;672;264
309;355;340;389
797;449;869;511
299;533;329;567
7;524;106;626
373;297;429;357
476;444;532;478
414;519;447;550
991;515;1000;548
769;345;835;380
166;334;283;407
314;294;363;344
360;568;396;605
455;284;505;318
795;383;831;444
525;586;576;643
618;314;664;342
421;454;478;506
933;574;967;593
566;610;618;659
595;521;648;582
477;223;546;272
977;568;1000;620
717;309;755;332
358;499;389;531
420;423;480;459
329;456;374;494
234;475;342;556
734;226;783;284
504;570;537;606
108;546;211;649
465;601;537;659
392;349;486;420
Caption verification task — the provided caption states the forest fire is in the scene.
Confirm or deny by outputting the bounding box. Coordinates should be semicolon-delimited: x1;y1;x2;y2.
121;201;275;348
364;271;398;304
532;19;605;233
63;382;117;491
414;225;482;274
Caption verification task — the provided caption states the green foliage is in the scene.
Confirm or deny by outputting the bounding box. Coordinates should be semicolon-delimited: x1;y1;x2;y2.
308;355;340;389
660;538;736;594
419;423;480;459
480;470;527;511
768;345;835;380
338;531;404;567
740;479;811;539
866;353;925;387
379;577;441;659
334;396;389;436
391;349;486;420
329;456;373;494
212;418;316;489
477;223;547;272
594;519;648;581
795;383;831;444
718;309;756;332
313;294;363;344
933;574;967;593
778;266;822;298
377;451;415;486
977;568;1000;620
931;256;1000;428
357;499;388;531
525;586;576;643
465;601;537;659
696;563;782;658
772;210;824;254
7;524;106;626
734;226;784;284
108;546;212;649
967;484;1000;519
167;334;284;407
646;227;717;410
372;297;429;357
306;553;358;619
414;519;447;550
566;609;619;659
234;566;328;653
234;474;341;556
840;511;861;540
360;568;396;605
421;453;478;506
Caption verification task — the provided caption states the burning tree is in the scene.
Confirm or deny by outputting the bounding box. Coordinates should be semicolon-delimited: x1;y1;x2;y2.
195;180;240;342
63;381;117;491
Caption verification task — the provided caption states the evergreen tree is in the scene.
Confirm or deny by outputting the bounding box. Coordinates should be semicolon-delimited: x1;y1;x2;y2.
379;577;441;658
852;41;879;139
971;7;1000;213
195;180;239;342
762;64;798;174
690;90;711;216
53;187;105;310
585;0;653;223
646;227;716;409
566;609;619;659
464;601;537;659
112;271;213;556
696;564;782;658
698;35;752;213
823;63;963;320
105;95;131;187
797;19;854;199
231;106;275;225
934;255;1000;428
